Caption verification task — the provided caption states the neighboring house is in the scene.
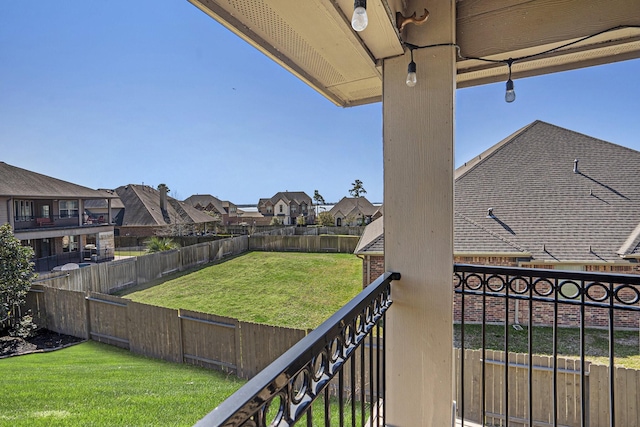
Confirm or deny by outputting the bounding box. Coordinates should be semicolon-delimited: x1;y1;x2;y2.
257;191;314;225
115;185;217;237
356;121;640;282
355;121;640;326
184;194;229;225
329;196;379;226
0;162;119;270
83;190;125;224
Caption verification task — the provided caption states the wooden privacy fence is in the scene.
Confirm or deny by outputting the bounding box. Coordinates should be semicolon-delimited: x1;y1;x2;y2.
455;349;640;427
249;235;359;253
33;236;249;294
25;286;305;380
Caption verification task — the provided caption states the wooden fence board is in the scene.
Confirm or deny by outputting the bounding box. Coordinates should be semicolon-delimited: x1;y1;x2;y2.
44;287;88;338
127;301;181;363
239;321;306;378
179;309;239;373
87;292;129;348
106;258;138;292
24;285;47;327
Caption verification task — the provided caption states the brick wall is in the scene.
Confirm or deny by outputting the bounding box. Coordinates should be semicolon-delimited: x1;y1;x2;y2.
364;254;640;328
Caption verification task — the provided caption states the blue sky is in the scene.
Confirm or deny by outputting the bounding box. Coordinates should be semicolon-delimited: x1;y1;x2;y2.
1;2;638;204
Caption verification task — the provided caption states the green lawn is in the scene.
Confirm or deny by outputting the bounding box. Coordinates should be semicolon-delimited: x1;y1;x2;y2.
0;341;244;427
455;324;640;368
118;252;362;330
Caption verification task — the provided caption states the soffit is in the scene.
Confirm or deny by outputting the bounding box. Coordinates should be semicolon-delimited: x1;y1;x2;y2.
189;0;640;106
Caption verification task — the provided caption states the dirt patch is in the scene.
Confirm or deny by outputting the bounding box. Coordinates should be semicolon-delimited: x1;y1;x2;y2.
0;329;85;358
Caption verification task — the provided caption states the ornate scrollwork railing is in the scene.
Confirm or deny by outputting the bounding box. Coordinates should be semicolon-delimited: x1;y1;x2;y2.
195;271;400;427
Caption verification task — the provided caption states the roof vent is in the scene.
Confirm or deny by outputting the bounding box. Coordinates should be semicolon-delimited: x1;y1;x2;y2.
486;208;495;218
573;158;579;173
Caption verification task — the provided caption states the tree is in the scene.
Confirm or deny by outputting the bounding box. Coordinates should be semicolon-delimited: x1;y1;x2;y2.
349;179;367;198
270;216;282;226
0;224;36;334
145;236;180;253
317;211;335;227
313;190;326;215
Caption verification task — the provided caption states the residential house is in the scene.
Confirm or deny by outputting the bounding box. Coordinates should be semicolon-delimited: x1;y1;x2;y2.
355;121;640;326
83;190;125;224
329;196;379;226
257;191;314;225
115;184;217;237
189;1;639;425
184;194;236;225
0;162;118;271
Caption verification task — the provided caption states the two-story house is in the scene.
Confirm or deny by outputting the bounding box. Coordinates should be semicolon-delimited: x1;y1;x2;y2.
329;196;380;226
0;162;119;271
258;191;314;225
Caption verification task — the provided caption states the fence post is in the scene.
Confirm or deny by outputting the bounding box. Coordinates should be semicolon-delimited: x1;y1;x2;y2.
177;310;184;364
85;293;91;340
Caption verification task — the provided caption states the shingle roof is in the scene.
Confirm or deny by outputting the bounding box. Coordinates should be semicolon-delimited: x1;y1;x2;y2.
356;121;640;263
330;197;377;218
354;216;384;254
268;191;312;205
183;194;227;215
0;162;117;199
116;185;216;227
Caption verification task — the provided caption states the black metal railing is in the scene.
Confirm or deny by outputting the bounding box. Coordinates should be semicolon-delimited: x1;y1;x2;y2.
454;264;640;427
195;271;399;427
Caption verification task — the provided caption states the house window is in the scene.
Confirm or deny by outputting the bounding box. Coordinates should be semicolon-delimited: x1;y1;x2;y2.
62;235;78;252
291;205;297;213
59;200;79;218
14;200;34;221
267;206;273;214
279;205;283;213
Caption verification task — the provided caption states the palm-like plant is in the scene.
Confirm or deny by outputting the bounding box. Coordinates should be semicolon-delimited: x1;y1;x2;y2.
145;236;180;253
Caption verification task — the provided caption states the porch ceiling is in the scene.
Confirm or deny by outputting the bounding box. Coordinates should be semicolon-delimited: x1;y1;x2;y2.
188;0;640;106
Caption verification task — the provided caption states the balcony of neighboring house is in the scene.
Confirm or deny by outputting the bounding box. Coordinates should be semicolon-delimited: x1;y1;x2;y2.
195;265;640;427
12;200;112;232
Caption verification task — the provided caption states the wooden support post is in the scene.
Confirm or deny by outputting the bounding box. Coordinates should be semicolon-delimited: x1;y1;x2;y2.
383;1;455;425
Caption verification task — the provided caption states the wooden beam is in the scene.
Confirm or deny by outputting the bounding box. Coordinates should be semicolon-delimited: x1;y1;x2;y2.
457;0;640;59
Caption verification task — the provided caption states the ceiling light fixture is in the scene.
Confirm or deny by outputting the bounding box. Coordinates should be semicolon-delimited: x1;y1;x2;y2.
351;0;368;32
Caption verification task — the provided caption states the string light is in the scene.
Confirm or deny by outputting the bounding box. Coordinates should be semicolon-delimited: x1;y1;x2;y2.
351;0;368;32
505;59;515;103
399;25;640;102
406;47;417;87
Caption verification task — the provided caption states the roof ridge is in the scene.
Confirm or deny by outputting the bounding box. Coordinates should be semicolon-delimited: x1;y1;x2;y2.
454;211;527;253
455;121;542;181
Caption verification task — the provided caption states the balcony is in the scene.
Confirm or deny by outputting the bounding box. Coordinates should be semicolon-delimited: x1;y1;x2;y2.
13;214;111;231
195;266;640;426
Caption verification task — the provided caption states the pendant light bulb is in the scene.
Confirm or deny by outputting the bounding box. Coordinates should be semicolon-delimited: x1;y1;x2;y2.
351;0;368;32
504;59;516;103
406;60;417;87
505;78;516;103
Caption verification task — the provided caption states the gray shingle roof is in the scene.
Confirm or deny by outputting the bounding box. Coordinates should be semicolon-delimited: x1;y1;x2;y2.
116;185;216;227
356;121;640;263
0;162;117;199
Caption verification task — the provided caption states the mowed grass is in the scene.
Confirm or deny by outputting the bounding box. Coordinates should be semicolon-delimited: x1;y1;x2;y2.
0;341;244;427
119;252;362;330
455;324;640;368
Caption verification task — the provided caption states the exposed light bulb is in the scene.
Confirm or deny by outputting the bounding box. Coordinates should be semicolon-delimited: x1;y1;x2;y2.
351;0;368;32
406;60;417;87
505;78;516;103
